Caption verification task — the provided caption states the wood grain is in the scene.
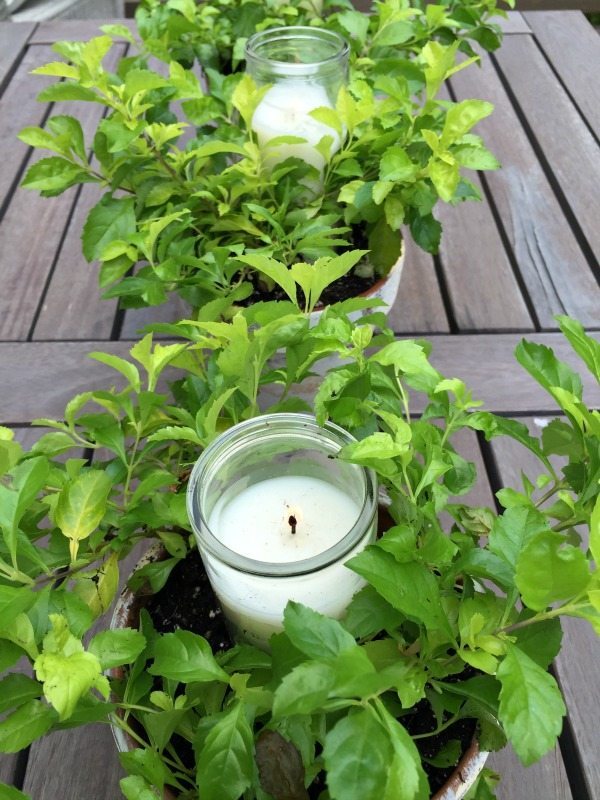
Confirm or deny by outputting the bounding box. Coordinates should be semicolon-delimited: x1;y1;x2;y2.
387;237;450;334
494;34;600;270
29;18;136;43
490;420;600;800
488;746;573;799
449;51;600;329
0;42;125;341
3;332;598;424
525;11;600;138
0;44;55;216
0;22;34;94
120;293;192;339
31;179;118;340
436;169;533;332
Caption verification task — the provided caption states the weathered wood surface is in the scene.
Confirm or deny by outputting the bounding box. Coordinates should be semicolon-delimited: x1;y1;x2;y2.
0;12;599;800
1;332;599;424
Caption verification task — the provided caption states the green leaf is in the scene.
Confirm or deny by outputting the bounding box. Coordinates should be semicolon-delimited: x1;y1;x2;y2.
0;785;33;800
378;704;428;800
47;115;87;161
119;748;169;793
497;645;565;765
369;340;440;392
375;20;414;47
237;254;296;304
0;455;49;565
556;316;600;381
88;628;146;669
323;709;391;800
196;703;254;800
82;195;137;263
148;631;229;683
516;531;591;611
488;506;549;572
72;552;119;618
55;470;112;561
465;412;553;473
515;339;583;399
0;674;42;714
273;662;336;718
37;82;100;103
89;351;141;391
34;615;108;721
348;547;451;635
513;617;562;669
0;641;24;672
0;700;56;753
31;60;79;79
591;494;600;566
379;147;417;182
283;602;356;659
441;100;494;147
428;157;459;202
21;157;90;195
408;212;441;254
0;586;37;628
119;776;161;800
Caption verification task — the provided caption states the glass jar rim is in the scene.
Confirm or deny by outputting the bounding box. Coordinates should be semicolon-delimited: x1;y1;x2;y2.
186;413;377;577
245;26;349;72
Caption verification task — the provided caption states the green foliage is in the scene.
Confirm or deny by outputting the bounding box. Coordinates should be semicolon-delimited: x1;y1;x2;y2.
0;311;598;800
19;0;503;312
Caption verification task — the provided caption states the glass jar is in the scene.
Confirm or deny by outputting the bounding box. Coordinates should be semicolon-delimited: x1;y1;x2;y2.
186;413;377;649
245;26;349;174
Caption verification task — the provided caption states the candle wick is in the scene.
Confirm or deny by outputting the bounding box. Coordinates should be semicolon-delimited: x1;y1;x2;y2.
288;515;297;535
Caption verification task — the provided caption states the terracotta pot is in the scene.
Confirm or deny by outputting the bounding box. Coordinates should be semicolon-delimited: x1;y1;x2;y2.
110;541;487;799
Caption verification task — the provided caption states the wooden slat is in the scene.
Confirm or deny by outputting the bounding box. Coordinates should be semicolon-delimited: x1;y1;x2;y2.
2;332;598;424
22;725;123;799
525;11;600;137
436;170;533;332
488;746;573;799
0;44;55;217
513;0;600;10
0;22;35;94
494;35;600;269
434;84;533;333
0;756;20;790
120;293;192;339
0;43;124;342
32;181;118;340
32;39;128;341
490;420;600;800
377;237;450;334
495;11;531;33
449;51;600;329
28;18;135;43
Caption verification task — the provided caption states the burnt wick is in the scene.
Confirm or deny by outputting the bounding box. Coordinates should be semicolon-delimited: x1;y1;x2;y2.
288;515;297;535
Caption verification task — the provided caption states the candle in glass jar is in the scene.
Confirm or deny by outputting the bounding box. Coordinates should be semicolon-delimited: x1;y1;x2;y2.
251;82;341;172
186;414;377;650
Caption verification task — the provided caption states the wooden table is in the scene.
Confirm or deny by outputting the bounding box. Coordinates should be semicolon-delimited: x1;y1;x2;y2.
0;11;599;800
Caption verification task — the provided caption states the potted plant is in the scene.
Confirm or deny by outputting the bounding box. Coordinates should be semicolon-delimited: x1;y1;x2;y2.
0;300;598;800
18;0;505;317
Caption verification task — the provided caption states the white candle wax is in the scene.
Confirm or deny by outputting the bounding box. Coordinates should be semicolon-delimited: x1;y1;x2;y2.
251;82;341;172
203;475;373;649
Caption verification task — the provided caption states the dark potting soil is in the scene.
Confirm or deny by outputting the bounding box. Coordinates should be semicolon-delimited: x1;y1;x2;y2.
242;268;377;307
144;548;477;798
